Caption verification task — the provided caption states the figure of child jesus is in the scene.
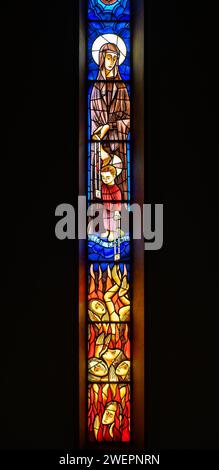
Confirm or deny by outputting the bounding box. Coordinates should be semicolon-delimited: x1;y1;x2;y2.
101;165;124;242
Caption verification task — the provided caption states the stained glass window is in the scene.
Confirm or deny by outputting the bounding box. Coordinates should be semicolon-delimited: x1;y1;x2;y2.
87;0;132;443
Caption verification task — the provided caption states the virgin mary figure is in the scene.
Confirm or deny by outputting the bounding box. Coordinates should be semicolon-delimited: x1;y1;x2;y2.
90;38;130;200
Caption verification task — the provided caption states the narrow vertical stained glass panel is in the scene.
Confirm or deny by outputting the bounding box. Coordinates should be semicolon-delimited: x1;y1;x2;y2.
88;0;130;22
87;0;132;443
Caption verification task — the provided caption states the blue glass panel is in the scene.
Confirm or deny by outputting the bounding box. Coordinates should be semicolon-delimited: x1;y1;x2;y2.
88;235;130;262
88;0;130;21
88;22;130;81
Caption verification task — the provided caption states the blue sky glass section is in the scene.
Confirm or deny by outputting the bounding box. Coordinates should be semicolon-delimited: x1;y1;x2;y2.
88;0;130;21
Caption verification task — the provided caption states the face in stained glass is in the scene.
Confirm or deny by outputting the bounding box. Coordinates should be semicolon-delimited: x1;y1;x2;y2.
88;384;131;442
88;323;131;382
88;141;131;201
88;22;130;80
88;263;131;322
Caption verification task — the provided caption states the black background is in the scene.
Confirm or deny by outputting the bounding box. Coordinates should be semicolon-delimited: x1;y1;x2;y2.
0;0;214;451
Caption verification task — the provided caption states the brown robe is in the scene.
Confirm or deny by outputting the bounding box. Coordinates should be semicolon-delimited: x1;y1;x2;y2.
90;43;130;200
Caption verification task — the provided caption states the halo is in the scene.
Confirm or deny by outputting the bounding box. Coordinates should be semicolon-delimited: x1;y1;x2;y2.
111;154;122;176
92;33;127;65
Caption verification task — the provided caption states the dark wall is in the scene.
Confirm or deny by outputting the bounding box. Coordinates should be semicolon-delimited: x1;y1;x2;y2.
146;1;214;449
1;0;79;449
